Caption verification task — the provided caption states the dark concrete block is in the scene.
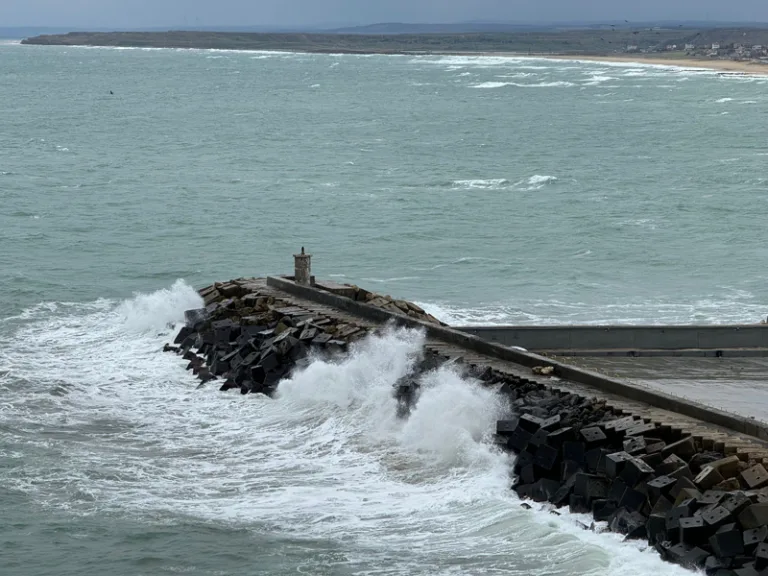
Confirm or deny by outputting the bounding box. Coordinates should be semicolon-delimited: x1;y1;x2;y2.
739;504;768;530
585;448;609;474
513;483;533;500
608;479;628;504
681;547;711;569
704;555;727;574
662;436;697;460
562;441;586;465
710;523;745;558
530;478;561;503
648;513;668;543
648;475;677;499
620;457;655;488
311;333;332;346
620;487;648;512
574;473;609;504
546;427;575;448
518;414;545;433
641;452;665;470
509;429;533;453
744;526;768;552
592;499;616;522
261;352;280;373
699;491;729;507
561;459;583;482
605;451;633;479
609;508;648;540
657;454;689;476
624;436;648;456
734;565;762;576
551;474;577;506
697;466;727;491
210;357;229;376
520;463;536;485
496;419;520;435
174;326;192;345
529;428;550;448
671;476;698;501
626;422;658;437
535;444;559;472
581;427;607;445
652;495;674;516
666;542;692;564
218;379;238;392
742;465;768;490
646;440;667;455
755;543;768;570
680;516;708;547
540;415;561;431
289;341;308;362
250;364;266;385
515;450;535;471
569;493;590;514
703;506;733;529
668;500;696;529
604;416;636;431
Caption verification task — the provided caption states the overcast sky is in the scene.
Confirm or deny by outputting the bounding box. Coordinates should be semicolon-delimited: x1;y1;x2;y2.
2;0;768;28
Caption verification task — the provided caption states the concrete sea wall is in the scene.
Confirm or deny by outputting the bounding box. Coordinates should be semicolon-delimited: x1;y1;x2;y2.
459;325;768;355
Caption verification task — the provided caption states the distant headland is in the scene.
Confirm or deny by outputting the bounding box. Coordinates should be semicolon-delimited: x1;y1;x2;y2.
18;28;768;73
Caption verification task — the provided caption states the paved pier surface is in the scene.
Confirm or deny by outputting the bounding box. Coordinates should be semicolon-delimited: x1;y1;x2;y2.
254;277;768;463
554;355;768;424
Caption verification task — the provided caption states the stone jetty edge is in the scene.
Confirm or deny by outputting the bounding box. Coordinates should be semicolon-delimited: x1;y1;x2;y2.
164;276;768;575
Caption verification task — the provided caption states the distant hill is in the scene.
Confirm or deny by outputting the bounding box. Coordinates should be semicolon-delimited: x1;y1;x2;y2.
327;23;554;35
19;29;698;55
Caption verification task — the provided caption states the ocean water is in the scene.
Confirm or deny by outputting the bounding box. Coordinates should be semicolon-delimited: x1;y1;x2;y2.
1;42;767;575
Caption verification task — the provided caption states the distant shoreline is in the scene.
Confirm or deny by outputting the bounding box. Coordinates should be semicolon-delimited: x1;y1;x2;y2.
17;31;768;75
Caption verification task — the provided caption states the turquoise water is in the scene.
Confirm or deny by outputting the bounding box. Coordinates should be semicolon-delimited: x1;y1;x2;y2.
1;42;766;575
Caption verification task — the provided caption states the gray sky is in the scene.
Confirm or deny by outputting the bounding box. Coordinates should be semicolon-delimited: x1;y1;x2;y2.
2;0;768;28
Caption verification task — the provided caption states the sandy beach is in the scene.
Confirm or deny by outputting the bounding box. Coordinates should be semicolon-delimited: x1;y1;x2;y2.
535;54;768;75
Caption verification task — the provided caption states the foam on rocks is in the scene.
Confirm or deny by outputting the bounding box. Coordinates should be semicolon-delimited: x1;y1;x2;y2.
164;279;371;396
492;377;768;575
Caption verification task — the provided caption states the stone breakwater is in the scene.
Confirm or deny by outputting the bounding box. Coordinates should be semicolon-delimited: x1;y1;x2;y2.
164;279;372;395
497;381;768;576
165;277;768;574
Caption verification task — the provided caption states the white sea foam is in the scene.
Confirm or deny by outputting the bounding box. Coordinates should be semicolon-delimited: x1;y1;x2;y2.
521;174;558;190
452;178;510;189
0;283;730;574
472;81;574;89
716;97;734;103
471;81;511;89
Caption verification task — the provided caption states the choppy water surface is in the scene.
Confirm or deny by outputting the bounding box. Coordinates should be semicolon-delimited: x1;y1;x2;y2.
1;43;767;575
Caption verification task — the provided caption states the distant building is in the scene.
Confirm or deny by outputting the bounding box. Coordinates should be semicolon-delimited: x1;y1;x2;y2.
665;44;678;51
712;43;720;50
684;43;695;51
626;45;639;53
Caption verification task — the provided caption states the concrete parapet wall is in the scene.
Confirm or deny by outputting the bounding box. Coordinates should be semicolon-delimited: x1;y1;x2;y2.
458;325;768;352
267;276;768;441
